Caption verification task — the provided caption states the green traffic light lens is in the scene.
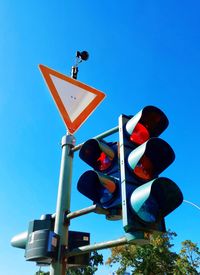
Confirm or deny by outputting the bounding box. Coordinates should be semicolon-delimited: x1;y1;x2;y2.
100;189;113;204
130;183;160;223
135;197;159;223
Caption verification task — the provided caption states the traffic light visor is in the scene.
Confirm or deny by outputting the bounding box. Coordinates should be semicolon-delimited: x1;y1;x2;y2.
79;139;115;172
77;170;118;208
130;177;183;223
126;106;169;145
128;138;175;181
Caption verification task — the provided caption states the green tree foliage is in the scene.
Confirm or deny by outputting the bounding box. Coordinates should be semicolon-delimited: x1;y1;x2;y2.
106;231;200;275
34;251;103;275
173;240;200;275
67;251;103;275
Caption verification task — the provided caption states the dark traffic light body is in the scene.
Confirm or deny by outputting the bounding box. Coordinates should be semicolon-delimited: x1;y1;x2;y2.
77;139;121;220
119;106;183;234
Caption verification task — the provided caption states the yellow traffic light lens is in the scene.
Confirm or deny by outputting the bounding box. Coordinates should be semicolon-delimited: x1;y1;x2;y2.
133;155;154;181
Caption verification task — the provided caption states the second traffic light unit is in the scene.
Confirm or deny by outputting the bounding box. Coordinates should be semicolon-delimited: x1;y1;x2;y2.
77;139;121;220
119;106;183;234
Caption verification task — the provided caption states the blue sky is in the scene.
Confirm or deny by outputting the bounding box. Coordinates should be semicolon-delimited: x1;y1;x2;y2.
1;1;200;274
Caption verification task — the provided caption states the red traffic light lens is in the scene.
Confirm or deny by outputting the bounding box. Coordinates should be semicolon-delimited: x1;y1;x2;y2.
97;152;113;171
130;123;150;145
79;139;115;172
133;155;154;181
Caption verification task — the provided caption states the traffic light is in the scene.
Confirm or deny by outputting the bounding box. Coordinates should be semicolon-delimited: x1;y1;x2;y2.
24;214;59;264
119;106;183;234
77;139;121;220
11;215;90;267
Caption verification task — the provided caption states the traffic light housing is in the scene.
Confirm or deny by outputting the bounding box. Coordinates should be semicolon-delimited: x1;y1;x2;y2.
77;106;183;234
77;139;121;220
119;106;183;233
24;215;59;264
11;215;90;267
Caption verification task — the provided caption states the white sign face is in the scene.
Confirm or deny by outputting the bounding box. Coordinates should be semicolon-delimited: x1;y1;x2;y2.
50;74;96;122
39;64;106;134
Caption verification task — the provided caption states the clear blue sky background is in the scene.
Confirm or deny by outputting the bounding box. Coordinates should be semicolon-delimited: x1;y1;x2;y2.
1;1;200;274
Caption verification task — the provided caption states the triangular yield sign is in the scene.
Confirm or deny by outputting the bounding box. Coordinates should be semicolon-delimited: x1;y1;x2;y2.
39;64;106;134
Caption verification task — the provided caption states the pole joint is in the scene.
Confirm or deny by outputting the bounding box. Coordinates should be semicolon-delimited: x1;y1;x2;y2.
61;134;76;148
61;134;76;157
64;210;71;226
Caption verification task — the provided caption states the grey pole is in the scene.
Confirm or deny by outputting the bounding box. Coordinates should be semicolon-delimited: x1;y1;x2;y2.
50;134;75;275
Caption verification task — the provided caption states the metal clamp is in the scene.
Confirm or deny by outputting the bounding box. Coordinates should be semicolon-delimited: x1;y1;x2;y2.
61;134;76;148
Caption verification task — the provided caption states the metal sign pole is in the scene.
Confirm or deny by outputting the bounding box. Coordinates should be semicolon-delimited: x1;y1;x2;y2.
50;134;75;275
50;52;88;274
